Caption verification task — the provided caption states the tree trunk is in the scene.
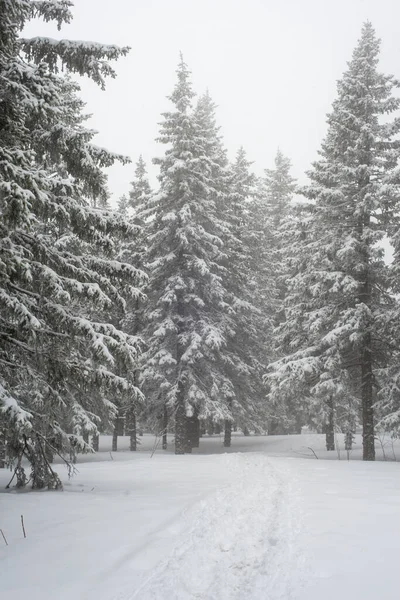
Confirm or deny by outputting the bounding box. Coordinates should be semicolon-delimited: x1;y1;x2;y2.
206;421;214;435
0;421;5;468
116;415;125;436
325;396;335;451
112;419;118;452
224;420;232;447
175;380;186;455
187;416;200;448
126;404;137;451
92;433;99;452
214;423;222;435
112;407;125;452
45;439;54;463
162;404;168;450
83;431;89;444
243;426;250;436
345;430;353;451
183;416;192;454
358;210;375;461
362;332;375;460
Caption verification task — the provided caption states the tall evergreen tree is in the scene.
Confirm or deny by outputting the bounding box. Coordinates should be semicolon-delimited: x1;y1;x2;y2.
117;157;152;450
267;22;400;460
258;150;298;434
0;1;145;485
142;58;233;454
222;148;271;436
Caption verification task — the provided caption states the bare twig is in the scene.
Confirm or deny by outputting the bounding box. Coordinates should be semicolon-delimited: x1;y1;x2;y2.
1;529;8;546
375;432;388;461
109;452;114;461
391;440;398;462
5;469;17;490
6;443;27;489
35;434;63;489
21;515;26;539
306;446;319;459
150;407;177;458
293;447;319;459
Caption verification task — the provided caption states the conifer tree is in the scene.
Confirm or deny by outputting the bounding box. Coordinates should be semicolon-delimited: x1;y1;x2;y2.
142;58;233;454
267;22;400;460
0;1;145;485
258;150;298;434
222;148;271;438
262;150;296;231
129;155;152;211
118;157;152;450
117;194;130;216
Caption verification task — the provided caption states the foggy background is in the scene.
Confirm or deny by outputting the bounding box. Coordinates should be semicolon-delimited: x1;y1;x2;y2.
23;0;400;204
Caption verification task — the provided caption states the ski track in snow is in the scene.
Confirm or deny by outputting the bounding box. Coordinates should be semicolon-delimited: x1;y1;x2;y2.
109;454;306;600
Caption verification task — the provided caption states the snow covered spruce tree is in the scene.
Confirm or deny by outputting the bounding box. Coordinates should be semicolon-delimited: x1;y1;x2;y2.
262;149;296;236
129;155;152;211
0;1;145;486
258;150;299;434
116;157;152;451
267;22;400;460
221;147;273;440
142;58;235;454
191;92;237;446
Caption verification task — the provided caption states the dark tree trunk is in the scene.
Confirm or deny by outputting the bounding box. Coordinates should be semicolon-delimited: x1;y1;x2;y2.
83;431;89;444
92;433;99;452
162;404;168;450
325;396;335;451
112;411;121;452
358;210;375;461
187;416;200;448
45;439;54;463
175;296;190;455
183;416;192;454
126;404;137;451
214;423;222;435
268;418;282;435
0;417;6;468
112;407;125;452
207;421;214;435
116;415;125;436
175;380;186;455
224;420;232;447
243;426;250;436
362;332;375;460
112;427;118;452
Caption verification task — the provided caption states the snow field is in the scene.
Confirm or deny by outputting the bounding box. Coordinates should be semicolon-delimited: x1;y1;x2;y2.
1;434;400;599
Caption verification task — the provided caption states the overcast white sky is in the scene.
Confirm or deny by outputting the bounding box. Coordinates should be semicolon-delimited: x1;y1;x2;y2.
24;0;400;205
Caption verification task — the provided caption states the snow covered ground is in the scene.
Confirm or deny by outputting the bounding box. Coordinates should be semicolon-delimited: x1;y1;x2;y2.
1;433;400;600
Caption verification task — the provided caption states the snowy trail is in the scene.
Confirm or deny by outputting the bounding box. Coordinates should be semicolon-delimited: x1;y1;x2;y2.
101;454;305;600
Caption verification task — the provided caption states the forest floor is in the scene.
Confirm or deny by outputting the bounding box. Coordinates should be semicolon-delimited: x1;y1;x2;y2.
1;432;400;600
